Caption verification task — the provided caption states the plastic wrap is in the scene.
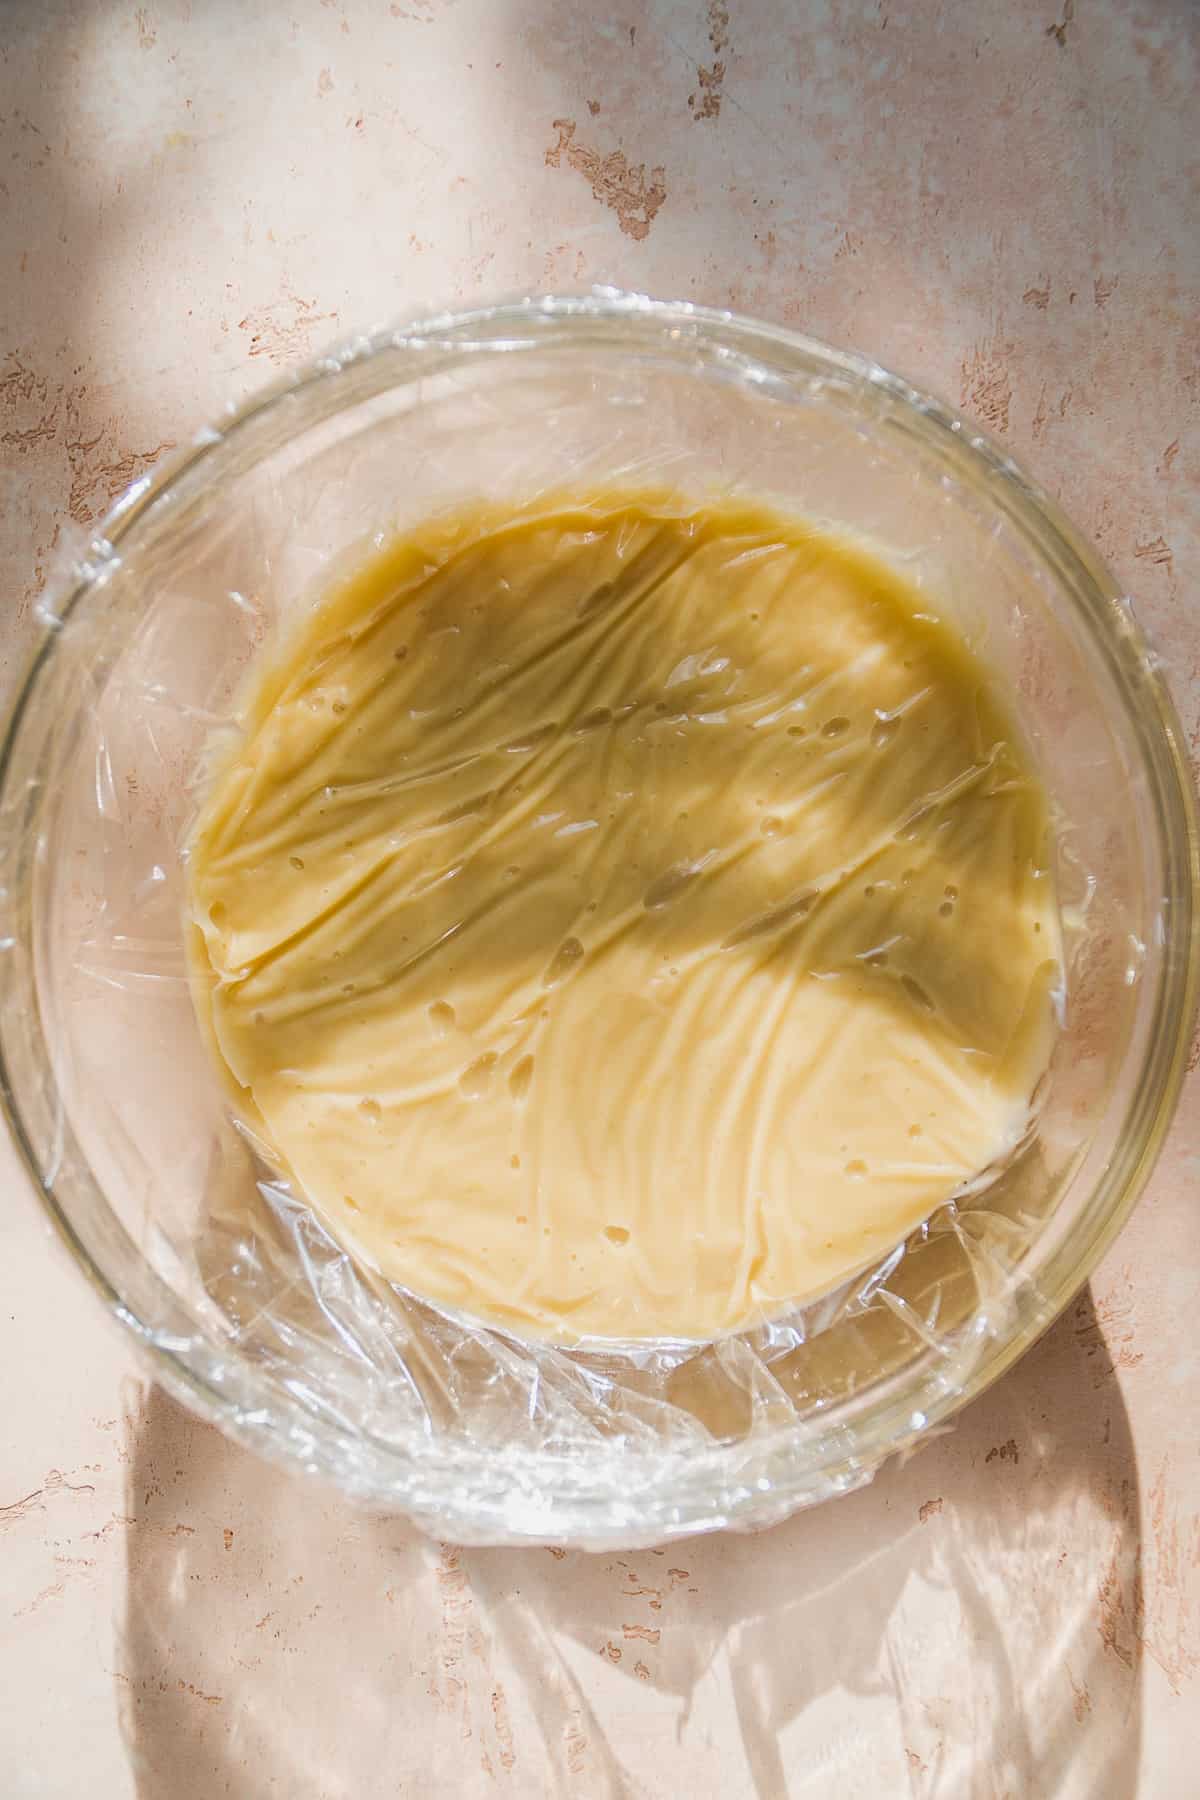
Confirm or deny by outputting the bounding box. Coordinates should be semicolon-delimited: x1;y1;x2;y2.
1;294;1192;1549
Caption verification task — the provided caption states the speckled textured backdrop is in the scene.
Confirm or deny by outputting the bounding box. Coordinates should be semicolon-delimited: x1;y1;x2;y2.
1;3;1197;1795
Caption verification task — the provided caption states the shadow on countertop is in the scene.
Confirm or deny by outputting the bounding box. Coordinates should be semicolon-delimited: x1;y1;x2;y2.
114;1285;1143;1800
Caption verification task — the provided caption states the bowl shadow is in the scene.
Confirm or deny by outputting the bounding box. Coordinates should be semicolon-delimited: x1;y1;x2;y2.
114;1284;1142;1799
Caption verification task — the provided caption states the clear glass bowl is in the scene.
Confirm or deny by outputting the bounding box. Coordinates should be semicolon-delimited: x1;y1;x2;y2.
1;292;1195;1547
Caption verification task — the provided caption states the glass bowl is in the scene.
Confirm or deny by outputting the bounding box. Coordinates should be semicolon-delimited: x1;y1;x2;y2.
1;291;1194;1548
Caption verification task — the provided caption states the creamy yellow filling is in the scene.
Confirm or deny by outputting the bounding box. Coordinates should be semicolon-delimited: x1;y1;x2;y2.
187;493;1060;1340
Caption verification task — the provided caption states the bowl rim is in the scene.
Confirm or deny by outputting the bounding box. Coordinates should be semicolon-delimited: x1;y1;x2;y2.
2;288;1196;1540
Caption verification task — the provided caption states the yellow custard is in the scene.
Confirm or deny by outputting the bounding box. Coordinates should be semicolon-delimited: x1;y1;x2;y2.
187;493;1060;1340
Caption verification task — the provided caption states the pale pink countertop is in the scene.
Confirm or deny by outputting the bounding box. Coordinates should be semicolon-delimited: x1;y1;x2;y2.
1;3;1197;1795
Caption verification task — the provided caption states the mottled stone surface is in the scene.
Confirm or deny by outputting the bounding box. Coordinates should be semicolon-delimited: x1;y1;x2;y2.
1;3;1196;1794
